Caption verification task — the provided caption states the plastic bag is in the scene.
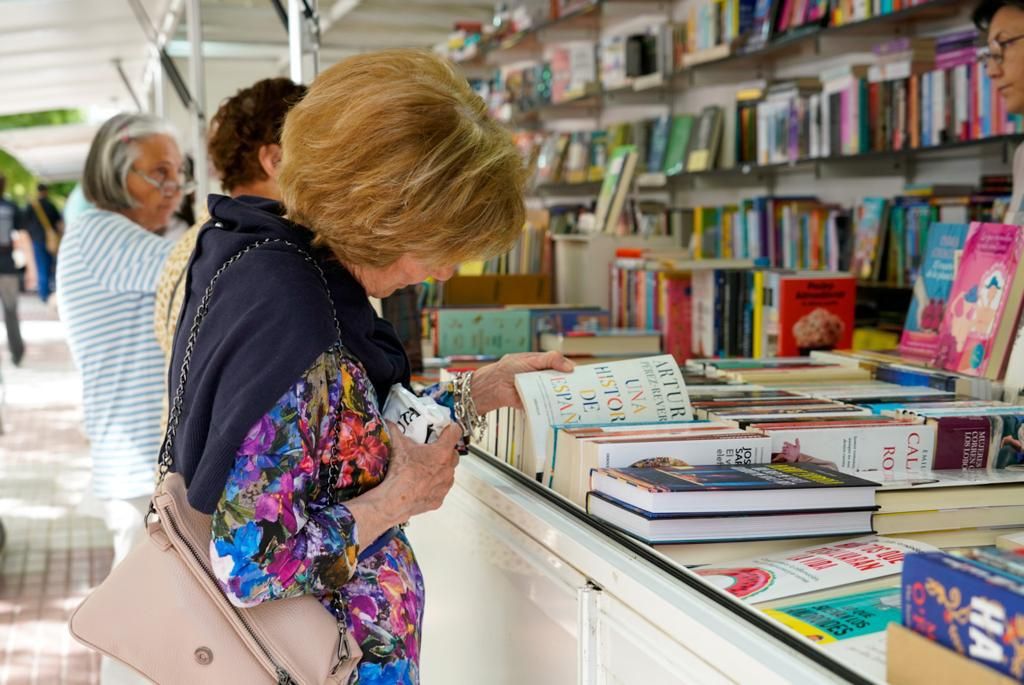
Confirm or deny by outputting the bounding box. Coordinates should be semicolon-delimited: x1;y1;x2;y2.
382;384;452;444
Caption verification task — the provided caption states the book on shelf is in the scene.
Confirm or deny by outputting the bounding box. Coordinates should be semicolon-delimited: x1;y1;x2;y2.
663;114;696;176
901;550;1024;682
514;354;694;475
850;198;888;281
933;222;1024;380
694;535;936;605
588;463;878;515
687;106;725;172
587;490;876;544
593;145;639;234
764;271;856;356
538;328;662;356
899;223;970;359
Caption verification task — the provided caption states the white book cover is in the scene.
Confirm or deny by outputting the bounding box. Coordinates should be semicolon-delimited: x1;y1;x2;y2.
694;536;937;604
762;422;936;480
515;355;694;474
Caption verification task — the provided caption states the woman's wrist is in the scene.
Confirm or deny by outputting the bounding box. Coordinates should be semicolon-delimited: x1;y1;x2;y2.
466;367;496;415
344;484;405;550
455;370;489;438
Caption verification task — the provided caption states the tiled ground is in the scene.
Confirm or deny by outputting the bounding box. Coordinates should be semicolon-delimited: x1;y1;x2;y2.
0;296;111;685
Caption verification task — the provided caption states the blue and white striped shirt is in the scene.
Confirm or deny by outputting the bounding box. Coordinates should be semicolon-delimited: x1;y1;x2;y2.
57;209;175;500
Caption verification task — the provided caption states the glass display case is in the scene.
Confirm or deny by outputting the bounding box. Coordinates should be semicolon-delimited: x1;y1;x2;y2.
408;449;878;685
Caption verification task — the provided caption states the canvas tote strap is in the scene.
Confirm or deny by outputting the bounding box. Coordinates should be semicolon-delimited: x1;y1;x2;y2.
29;199;55;236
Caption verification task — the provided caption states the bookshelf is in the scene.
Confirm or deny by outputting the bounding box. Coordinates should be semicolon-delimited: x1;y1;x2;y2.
449;0;1020;321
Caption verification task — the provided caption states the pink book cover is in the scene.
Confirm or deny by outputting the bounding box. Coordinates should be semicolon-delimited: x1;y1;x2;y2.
933;222;1024;377
840;89;851;155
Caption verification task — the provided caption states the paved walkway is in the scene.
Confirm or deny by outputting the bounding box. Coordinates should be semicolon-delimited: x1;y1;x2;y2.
0;296;109;685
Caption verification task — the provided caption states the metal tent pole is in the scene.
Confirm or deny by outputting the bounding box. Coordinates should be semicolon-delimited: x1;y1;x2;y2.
286;0;320;84
186;0;209;203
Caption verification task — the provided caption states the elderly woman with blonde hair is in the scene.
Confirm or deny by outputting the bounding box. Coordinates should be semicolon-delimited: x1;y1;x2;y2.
168;49;572;683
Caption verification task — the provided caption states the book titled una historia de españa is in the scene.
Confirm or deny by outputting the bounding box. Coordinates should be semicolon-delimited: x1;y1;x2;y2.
515;355;694;474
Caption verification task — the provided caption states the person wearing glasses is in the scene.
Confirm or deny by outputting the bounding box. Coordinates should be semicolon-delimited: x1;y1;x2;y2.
56;112;190;685
975;0;1024;222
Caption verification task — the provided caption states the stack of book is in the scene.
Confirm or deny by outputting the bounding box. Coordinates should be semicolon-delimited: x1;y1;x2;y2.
586;464;879;544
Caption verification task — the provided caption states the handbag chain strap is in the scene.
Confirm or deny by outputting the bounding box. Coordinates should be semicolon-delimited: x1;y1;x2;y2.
157;235;343;486
153;234;354;677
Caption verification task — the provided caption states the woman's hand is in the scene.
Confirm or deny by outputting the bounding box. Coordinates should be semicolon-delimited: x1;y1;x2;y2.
345;422;463;550
470;351;576;415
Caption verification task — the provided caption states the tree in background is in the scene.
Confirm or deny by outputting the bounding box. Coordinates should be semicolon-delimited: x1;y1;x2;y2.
0;109;83;204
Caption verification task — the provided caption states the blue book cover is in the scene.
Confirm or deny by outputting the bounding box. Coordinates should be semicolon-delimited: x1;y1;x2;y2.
900;223;969;359
902;551;1024;681
528;308;609;350
647;116;671;173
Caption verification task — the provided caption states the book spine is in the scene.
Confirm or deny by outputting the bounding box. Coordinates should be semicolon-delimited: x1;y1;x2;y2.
931;417;992;469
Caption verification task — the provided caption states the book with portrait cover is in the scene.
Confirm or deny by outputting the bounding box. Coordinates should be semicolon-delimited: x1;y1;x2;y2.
933;222;1024;380
899;223;969;359
515;354;694;475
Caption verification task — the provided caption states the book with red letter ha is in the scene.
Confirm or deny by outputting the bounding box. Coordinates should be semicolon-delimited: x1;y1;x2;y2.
515;354;694;476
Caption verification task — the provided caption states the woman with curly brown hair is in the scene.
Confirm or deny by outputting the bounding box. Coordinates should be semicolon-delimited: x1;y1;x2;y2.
153;77;307;356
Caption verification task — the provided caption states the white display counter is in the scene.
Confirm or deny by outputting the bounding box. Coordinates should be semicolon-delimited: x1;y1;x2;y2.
408;450;876;685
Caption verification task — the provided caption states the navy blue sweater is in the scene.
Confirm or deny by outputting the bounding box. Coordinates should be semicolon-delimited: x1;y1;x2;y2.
169;195;410;514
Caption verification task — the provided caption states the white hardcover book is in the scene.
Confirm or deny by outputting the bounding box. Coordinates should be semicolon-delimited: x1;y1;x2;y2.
762;422;936;480
515;355;694;476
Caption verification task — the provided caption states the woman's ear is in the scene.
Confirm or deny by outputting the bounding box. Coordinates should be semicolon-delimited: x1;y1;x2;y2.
258;143;283;180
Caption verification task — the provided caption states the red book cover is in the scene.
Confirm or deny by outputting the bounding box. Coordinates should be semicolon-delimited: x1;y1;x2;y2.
931;416;992;469
660;274;692;363
868;82;881;151
777;275;856;356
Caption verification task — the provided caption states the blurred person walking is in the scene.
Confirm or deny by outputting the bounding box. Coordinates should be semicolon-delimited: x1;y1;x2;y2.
57;113;190;684
23;183;63;303
0;175;24;367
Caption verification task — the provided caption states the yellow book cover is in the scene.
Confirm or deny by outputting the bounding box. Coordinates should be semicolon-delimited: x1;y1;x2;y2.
753;270;764;358
694;207;705;259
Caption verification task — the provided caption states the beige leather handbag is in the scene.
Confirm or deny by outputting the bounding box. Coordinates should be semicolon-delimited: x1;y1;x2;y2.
69;239;361;684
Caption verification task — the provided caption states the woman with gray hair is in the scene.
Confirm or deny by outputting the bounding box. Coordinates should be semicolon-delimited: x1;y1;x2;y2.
58;113;188;564
58;112;188;684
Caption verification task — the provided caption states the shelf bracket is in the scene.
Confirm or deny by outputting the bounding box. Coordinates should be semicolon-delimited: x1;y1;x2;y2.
577;582;602;685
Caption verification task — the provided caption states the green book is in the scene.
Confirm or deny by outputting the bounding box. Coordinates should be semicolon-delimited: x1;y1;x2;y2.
594;145;639;234
437;309;532;357
663;114;695;176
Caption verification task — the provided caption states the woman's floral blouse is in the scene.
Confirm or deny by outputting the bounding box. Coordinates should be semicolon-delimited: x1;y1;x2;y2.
210;345;456;684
